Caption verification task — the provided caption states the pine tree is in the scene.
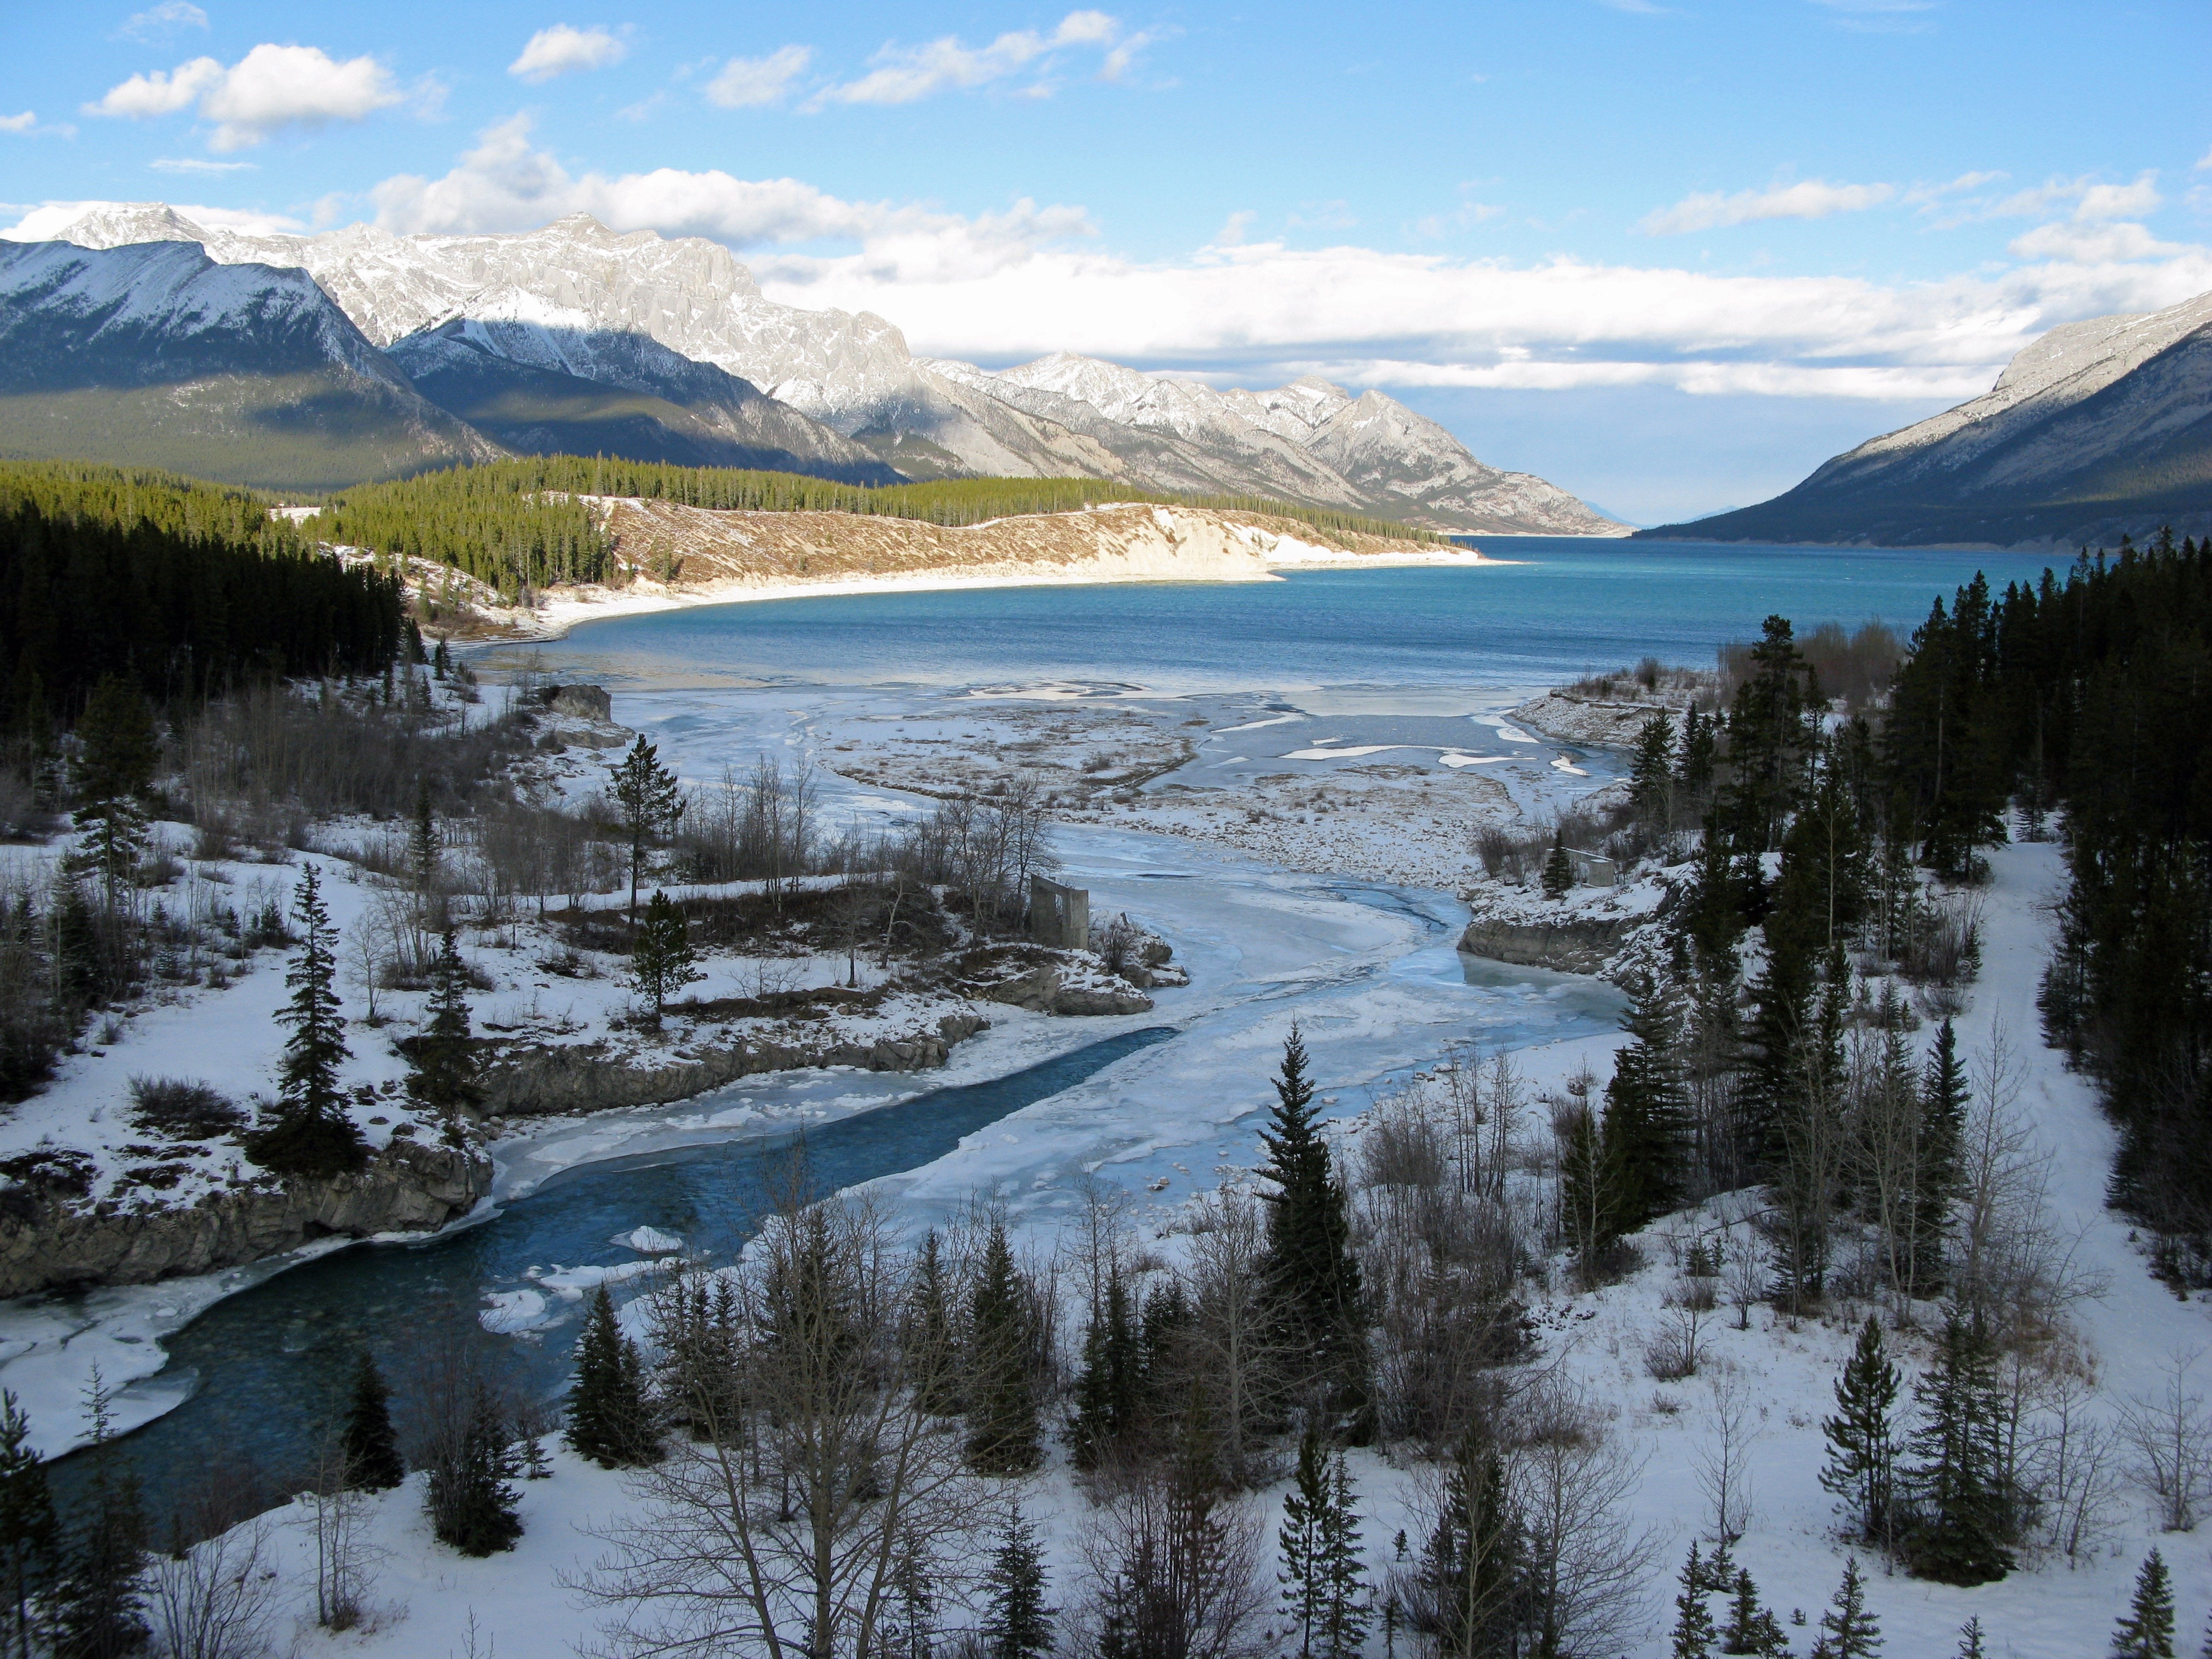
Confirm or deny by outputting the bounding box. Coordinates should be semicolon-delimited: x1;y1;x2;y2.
1720;1567;1789;1657
1680;809;1746;960
567;1287;659;1468
1820;1317;1899;1544
1424;1431;1524;1659
2111;1550;2176;1659
1901;1309;2012;1585
629;890;703;1023
1557;1098;1618;1283
1631;712;1677;829
248;865;366;1177
1676;705;1718;808
1670;1545;1717;1659
1541;836;1574;901
1280;1431;1365;1659
981;1505;1055;1659
1068;1270;1140;1469
0;1391;54;1659
431;1377;523;1556
1956;1616;1986;1659
965;1223;1040;1474
341;1351;405;1491
1599;974;1693;1230
409;931;482;1142
68;675;155;915
608;736;684;923
910;1230;962;1418
1807;1557;1880;1659
1257;1026;1366;1412
51;1367;147;1659
1314;1451;1370;1659
409;781;440;909
1913;1018;1967;1289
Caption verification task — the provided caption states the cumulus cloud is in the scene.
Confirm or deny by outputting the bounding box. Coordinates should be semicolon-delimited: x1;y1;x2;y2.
0;113;36;135
706;46;813;109
1637;178;1896;235
509;25;628;83
118;1;208;43
815;11;1135;106
85;44;402;150
149;156;253;173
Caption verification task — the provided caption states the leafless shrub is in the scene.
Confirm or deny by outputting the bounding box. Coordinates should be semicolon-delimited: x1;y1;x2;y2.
2120;1351;2212;1533
147;1516;278;1659
1074;1452;1267;1659
1696;1374;1759;1545
1643;1297;1707;1381
128;1076;243;1140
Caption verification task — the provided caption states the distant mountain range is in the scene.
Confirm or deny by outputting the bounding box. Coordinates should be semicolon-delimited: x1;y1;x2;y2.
0;203;1624;533
1641;287;2212;549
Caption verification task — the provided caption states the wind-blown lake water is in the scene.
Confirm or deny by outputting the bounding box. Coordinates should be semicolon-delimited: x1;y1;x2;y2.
48;537;2055;1515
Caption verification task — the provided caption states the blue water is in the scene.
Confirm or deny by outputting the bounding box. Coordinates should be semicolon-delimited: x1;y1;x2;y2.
500;539;2058;693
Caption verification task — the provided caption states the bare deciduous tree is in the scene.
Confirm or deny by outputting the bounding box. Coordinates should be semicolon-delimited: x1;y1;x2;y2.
2120;1350;2212;1533
146;1516;278;1659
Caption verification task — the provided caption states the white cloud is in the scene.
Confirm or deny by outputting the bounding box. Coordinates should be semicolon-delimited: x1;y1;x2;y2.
509;25;628;84
119;1;208;43
1810;0;1937;32
149;156;253;173
706;46;812;109
0;113;35;135
1637;178;1895;235
2197;144;2212;172
2007;220;2185;264
85;45;401;150
816;11;1132;106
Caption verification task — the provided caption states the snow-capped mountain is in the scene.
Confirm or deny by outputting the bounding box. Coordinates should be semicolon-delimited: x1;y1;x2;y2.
1644;287;2212;548
0;237;490;490
27;203;1625;532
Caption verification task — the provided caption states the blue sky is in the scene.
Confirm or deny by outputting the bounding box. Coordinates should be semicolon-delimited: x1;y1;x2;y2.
1;0;2207;521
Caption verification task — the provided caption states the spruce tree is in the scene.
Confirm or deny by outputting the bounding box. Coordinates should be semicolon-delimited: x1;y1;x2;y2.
1901;1309;2012;1585
1424;1430;1524;1658
2111;1550;2176;1659
1820;1317;1899;1544
1280;1431;1330;1657
431;1377;523;1556
910;1230;962;1418
1541;836;1574;900
1807;1556;1880;1659
1676;705;1717;809
1256;1026;1365;1411
567;1287;659;1468
1956;1616;1985;1659
980;1505;1055;1659
1720;1567;1789;1657
1558;1100;1618;1282
1631;711;1676;829
341;1351;405;1491
249;865;366;1177
1599;974;1693;1230
1913;1019;1967;1289
409;781;439;898
1068;1271;1140;1469
629;890;703;1024
409;931;482;1141
69;676;155;915
51;1368;147;1659
607;736;684;923
965;1223;1040;1474
0;1391;54;1659
1313;1451;1370;1659
1670;1545;1717;1659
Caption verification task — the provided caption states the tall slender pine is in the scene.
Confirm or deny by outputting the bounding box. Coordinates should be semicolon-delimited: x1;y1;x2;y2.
965;1223;1040;1474
2111;1550;2176;1659
342;1350;405;1491
0;1392;53;1659
567;1287;659;1468
250;865;366;1177
1258;1026;1366;1411
1820;1317;1899;1544
980;1505;1055;1659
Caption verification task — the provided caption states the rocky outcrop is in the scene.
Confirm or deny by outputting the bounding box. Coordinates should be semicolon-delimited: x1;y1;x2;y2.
1457;914;1634;978
480;1012;991;1117
979;963;1155;1017
0;1138;489;1299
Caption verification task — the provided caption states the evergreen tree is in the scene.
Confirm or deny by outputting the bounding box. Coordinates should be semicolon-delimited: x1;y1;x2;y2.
341;1351;405;1491
2111;1550;2176;1659
51;1368;147;1659
1901;1309;2013;1585
248;864;366;1177
629;890;703;1023
567;1287;659;1468
1669;1545;1717;1659
1541;836;1574;901
1423;1431;1525;1658
1720;1568;1789;1657
409;931;482;1142
1256;1026;1366;1413
980;1505;1055;1659
1680;809;1746;961
1913;1019;1968;1289
0;1391;54;1659
409;781;440;898
1820;1317;1899;1544
1807;1556;1880;1659
430;1377;523;1556
1557;1100;1618;1282
1068;1270;1141;1469
1723;615;1818;852
1278;1431;1369;1659
1956;1616;1986;1659
965;1223;1040;1474
607;736;684;923
1631;711;1676;829
910;1230;962;1418
1676;705;1718;808
68;676;155;915
1599;974;1694;1230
